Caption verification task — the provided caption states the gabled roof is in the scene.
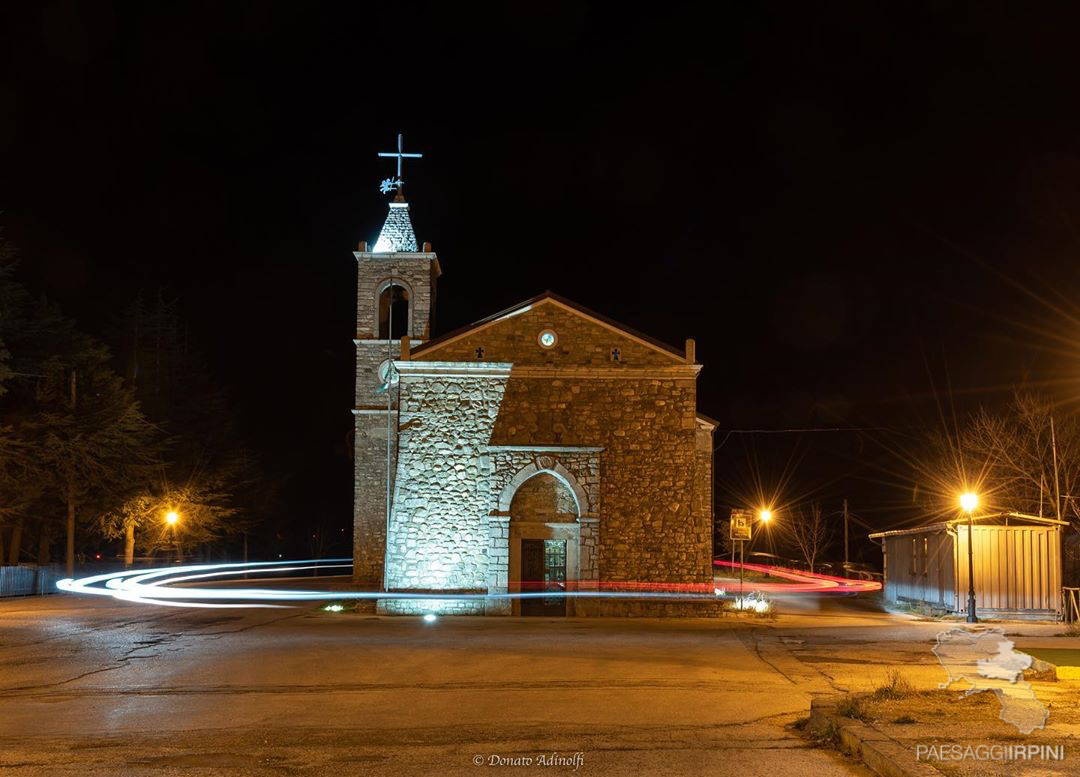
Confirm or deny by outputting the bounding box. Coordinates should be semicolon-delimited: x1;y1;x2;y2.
868;512;1068;539
410;291;689;362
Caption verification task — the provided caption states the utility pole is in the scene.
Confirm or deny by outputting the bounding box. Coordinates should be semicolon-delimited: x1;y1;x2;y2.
65;370;77;578
843;499;850;573
1051;416;1063;522
739;540;744;602
382;274;397;594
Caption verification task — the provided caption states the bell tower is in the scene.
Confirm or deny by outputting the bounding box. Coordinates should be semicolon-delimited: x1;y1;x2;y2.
353;136;440;586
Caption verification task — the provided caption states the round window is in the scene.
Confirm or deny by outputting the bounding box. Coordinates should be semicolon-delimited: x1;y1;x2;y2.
538;329;558;348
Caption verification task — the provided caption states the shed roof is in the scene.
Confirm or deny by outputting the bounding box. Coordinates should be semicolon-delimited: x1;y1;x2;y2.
868;512;1068;539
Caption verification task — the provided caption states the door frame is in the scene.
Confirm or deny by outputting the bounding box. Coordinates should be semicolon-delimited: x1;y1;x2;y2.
509;521;579;616
484;450;602;616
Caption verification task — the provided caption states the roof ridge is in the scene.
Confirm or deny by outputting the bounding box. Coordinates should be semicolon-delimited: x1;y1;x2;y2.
411;291;686;361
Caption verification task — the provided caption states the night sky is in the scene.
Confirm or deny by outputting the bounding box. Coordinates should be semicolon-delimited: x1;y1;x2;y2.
6;3;1080;558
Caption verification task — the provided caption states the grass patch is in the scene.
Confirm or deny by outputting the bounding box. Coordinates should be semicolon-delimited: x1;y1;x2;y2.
1023;647;1080;667
836;694;869;721
889;600;951;619
721;595;776;619
870;669;914;701
802;717;841;747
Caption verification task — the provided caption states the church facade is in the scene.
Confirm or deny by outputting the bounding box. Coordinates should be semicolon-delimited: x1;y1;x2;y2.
353;192;715;615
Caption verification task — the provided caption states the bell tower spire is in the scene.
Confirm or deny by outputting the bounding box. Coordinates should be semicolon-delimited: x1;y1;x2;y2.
352;133;440;587
372;189;418;253
373;133;423;253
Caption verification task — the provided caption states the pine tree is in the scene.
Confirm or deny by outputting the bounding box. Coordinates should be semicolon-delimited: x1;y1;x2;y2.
0;235;159;573
27;317;159;576
101;290;259;563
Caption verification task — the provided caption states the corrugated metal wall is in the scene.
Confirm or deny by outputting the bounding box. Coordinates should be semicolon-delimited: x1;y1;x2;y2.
882;530;953;608
0;565;65;597
954;525;1062;615
883;525;1062;616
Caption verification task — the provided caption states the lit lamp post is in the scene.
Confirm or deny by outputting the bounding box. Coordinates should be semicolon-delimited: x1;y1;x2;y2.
738;508;773;600
959;492;978;624
165;510;181;562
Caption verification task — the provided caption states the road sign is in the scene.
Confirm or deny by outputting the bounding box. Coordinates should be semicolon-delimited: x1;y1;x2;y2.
730;511;752;541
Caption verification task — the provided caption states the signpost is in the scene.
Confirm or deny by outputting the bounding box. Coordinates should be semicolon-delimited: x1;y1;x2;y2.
730;511;752;601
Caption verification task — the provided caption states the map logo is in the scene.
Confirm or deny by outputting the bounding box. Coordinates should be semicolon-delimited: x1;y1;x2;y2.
932;627;1049;734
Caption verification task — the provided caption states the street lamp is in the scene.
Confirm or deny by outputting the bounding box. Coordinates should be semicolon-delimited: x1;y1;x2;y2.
164;510;181;562
959;492;978;624
734;509;775;601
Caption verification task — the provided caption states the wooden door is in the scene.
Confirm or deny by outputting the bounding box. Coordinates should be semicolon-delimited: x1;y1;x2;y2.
521;539;567;616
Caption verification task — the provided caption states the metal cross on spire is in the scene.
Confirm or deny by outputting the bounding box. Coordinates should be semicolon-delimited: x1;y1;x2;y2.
377;133;423;194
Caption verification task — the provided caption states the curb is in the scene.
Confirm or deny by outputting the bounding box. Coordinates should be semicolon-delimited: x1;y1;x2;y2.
1027;656;1080;680
1026;656;1058;680
808;697;939;777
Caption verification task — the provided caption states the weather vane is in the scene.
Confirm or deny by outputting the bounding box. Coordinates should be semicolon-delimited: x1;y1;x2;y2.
378;132;422;194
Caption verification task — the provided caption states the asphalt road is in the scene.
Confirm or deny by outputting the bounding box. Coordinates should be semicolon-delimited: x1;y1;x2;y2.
0;591;1069;776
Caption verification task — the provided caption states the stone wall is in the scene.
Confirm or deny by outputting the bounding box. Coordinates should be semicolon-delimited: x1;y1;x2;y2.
353;249;439;585
383;363;712;600
412;300;682;368
378;597;486;615
385;371;510;591
488;374;711;584
352;411;397;586
694;423;715;559
485;450;600;600
509;472;578;522
365;293;714;612
356;253;437;340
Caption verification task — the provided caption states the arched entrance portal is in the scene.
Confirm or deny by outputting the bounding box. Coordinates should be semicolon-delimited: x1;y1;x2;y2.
508;471;580;616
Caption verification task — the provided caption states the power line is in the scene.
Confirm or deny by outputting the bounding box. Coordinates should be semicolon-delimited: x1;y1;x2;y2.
713;426;889;452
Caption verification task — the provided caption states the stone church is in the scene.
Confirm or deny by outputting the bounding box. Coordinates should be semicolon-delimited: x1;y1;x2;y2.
353;190;715;615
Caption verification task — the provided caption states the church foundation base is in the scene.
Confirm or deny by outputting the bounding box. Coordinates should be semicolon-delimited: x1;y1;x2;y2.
377;593;487;616
367;596;727;617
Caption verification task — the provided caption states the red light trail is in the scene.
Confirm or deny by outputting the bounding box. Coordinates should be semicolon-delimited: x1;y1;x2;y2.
713;560;881;593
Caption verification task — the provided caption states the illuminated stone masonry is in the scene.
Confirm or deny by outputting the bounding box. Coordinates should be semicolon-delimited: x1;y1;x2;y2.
354;195;715;615
483;446;602;615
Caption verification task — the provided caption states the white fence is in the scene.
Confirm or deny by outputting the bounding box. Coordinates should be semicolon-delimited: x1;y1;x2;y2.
0;565;66;598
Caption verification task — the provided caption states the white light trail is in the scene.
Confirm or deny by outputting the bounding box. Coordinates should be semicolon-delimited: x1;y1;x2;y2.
57;558;879;609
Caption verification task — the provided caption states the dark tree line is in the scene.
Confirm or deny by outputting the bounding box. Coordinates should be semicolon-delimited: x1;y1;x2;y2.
0;235;258;574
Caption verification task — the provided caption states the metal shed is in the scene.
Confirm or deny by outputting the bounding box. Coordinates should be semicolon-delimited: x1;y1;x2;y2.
869;512;1065;621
